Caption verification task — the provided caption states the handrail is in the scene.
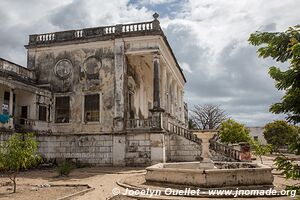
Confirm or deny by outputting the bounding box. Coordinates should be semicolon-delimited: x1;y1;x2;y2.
0;60;35;80
210;140;241;161
166;120;242;161
28;20;161;46
13;117;36;126
126;118;152;130
166;122;201;144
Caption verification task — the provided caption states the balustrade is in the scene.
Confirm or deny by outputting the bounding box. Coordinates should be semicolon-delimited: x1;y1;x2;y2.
29;20;160;45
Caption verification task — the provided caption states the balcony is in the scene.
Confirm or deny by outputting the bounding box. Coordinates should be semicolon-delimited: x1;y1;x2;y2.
27;19;161;47
0;58;35;81
126;118;153;130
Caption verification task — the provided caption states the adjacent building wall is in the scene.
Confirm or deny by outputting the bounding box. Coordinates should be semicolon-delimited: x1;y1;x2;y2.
28;41;116;133
248;127;267;145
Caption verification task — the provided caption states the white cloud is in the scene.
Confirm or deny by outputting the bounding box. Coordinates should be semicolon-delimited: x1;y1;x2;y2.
179;62;192;73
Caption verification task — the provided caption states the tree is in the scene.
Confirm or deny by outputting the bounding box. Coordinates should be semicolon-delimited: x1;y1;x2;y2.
191;104;227;130
218;119;251;144
289;130;300;155
0;133;40;193
248;25;300;123
249;139;272;164
263;120;298;151
249;26;300;198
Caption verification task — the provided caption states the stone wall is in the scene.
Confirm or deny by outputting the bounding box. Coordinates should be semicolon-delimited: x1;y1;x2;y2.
0;133;113;166
38;134;113;165
166;134;201;162
125;133;151;166
0;132;167;166
0;132;202;166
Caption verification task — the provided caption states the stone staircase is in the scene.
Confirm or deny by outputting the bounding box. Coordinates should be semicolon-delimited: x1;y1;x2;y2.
167;122;201;144
166;122;242;161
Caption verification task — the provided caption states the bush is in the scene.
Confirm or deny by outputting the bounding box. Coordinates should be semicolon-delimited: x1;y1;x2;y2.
57;160;74;176
0;133;40;193
263;120;298;151
218;119;251;144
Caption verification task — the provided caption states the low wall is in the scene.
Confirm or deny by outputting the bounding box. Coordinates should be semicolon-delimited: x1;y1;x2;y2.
0;132;180;166
38;134;113;165
125;133;151;166
145;162;274;187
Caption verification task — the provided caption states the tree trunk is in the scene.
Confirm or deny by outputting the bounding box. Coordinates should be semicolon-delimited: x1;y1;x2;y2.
12;174;16;193
260;156;263;164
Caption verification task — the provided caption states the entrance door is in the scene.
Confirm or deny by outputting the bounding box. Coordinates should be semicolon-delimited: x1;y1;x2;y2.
20;106;28;125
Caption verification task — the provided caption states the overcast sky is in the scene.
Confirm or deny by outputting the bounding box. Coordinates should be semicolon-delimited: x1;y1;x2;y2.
0;0;298;126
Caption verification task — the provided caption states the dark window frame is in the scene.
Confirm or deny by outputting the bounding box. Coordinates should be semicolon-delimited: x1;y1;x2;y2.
38;105;47;121
84;93;100;122
55;96;70;123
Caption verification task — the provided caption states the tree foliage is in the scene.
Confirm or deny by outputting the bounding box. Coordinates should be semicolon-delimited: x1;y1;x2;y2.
249;25;300;123
263;120;298;151
0;133;40;193
275;155;300;180
191;104;227;130
218;119;251;144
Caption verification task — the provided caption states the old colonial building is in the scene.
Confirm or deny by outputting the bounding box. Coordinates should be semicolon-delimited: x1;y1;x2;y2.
0;14;201;166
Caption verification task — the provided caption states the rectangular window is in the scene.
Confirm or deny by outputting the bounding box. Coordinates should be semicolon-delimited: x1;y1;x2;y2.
55;96;70;123
3;91;9;115
84;94;100;122
253;136;258;142
38;105;47;121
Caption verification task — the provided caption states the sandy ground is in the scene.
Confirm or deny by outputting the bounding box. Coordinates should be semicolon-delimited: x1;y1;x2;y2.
0;155;298;200
0;184;87;200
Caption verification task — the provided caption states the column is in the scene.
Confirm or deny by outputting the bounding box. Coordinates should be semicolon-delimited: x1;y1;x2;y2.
113;39;126;131
166;72;170;113
8;88;14;128
173;83;177;116
153;53;161;109
112;134;126;166
181;90;185;122
150;133;166;164
161;64;167;110
9;88;13;116
150;52;164;130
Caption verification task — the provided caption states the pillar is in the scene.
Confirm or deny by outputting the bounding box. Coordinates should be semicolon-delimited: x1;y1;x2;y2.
113;39;126;131
150;53;164;130
161;64;167;110
173;83;177;116
153;53;160;109
8;88;14;128
9;88;13;116
112;134;126;166
150;133;166;164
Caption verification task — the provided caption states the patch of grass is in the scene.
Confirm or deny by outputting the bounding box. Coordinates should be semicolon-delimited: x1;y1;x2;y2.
57;160;75;176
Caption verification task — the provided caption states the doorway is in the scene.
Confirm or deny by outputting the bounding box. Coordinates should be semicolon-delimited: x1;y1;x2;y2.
20;106;28;125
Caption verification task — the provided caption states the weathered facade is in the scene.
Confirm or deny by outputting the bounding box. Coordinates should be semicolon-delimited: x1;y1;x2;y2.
0;14;200;166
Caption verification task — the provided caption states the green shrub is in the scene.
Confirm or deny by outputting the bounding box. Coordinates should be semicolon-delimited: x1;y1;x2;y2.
0;133;40;193
57;160;74;176
218;119;251;144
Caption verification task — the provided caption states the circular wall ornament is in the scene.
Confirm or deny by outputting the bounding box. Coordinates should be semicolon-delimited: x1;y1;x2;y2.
55;59;72;79
83;57;101;80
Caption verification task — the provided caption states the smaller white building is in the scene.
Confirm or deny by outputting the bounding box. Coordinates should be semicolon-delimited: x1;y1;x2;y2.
248;127;267;145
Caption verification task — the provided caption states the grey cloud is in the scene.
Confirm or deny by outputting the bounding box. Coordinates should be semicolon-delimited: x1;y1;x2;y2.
261;23;277;31
50;0;90;29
